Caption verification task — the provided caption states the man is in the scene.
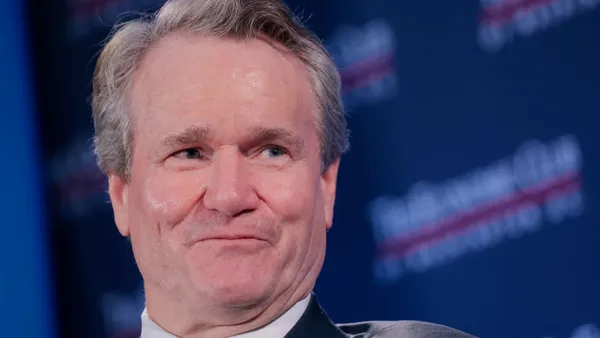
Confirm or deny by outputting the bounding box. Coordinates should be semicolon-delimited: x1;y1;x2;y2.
92;0;476;337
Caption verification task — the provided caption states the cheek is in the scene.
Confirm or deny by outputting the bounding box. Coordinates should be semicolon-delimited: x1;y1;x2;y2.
255;166;325;263
256;167;318;221
139;171;206;227
128;171;206;282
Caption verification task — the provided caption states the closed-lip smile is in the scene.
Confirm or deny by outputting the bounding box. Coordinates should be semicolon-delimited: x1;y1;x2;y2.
195;233;269;244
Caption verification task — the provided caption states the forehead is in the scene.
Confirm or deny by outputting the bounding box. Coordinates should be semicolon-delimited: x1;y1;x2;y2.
128;33;317;138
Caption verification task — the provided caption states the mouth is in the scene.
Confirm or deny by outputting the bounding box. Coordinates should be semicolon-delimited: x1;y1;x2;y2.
181;227;275;247
203;236;264;241
195;234;269;245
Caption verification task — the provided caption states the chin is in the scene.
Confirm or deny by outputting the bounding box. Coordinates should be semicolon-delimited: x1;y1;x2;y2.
204;274;274;310
187;258;277;309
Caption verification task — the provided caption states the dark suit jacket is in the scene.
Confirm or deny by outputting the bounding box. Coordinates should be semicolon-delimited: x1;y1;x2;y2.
284;295;477;338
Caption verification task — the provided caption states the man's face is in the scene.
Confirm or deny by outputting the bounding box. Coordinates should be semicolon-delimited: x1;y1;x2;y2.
109;34;339;318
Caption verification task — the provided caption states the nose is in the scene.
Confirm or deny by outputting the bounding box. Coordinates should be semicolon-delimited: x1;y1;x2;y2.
202;147;259;216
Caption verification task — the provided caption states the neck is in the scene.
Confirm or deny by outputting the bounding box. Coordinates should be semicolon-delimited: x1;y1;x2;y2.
144;283;312;337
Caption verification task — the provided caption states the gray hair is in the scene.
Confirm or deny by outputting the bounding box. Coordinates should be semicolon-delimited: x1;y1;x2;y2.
92;0;349;180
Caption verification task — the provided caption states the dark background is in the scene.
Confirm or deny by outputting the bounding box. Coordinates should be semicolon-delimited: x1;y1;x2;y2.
1;0;598;337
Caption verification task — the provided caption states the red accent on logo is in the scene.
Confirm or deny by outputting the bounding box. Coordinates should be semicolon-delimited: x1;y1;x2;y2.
377;171;581;260
479;0;555;24
339;53;395;91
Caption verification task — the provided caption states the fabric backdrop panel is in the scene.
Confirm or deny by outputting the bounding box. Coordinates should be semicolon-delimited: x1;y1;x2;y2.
36;0;600;337
0;1;56;337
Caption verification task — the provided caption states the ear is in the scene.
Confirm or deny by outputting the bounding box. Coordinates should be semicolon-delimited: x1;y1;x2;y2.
108;174;131;237
321;159;340;232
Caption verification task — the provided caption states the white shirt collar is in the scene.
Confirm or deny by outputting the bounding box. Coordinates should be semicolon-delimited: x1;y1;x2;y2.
141;294;311;338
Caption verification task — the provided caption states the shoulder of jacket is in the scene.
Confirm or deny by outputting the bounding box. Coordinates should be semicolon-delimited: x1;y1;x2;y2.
337;320;477;338
336;320;401;337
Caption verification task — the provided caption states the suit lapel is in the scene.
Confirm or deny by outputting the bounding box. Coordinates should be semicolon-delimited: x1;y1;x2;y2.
284;294;347;338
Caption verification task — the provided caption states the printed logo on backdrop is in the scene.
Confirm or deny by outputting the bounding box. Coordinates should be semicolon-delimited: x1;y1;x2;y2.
67;0;165;40
327;19;398;112
477;0;600;53
542;323;600;338
50;134;108;220
368;134;585;283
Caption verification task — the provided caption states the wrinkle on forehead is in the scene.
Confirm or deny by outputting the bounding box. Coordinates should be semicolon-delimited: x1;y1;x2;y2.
130;33;314;117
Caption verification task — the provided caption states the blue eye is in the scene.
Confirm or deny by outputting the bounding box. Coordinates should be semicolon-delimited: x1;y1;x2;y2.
177;148;202;159
262;147;286;158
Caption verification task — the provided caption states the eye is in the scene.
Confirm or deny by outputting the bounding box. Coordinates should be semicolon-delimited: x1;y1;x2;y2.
260;146;287;159
174;148;203;159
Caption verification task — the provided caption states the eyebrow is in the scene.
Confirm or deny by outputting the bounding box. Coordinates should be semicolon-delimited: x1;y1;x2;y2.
247;126;306;155
157;125;306;155
159;125;212;149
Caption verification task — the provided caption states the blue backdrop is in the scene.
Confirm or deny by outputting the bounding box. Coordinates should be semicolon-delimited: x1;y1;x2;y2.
36;0;600;337
0;1;55;337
